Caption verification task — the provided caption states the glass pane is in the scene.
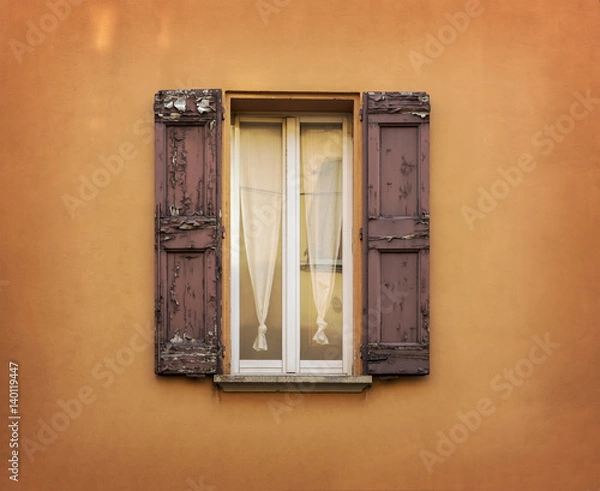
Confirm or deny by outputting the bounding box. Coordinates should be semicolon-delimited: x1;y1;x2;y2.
299;123;344;361
238;123;283;361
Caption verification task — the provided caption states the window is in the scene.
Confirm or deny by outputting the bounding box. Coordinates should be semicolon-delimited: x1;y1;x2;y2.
153;90;430;387
230;114;353;375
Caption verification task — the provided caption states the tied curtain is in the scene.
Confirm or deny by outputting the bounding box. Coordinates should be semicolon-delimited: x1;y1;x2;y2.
301;125;343;345
240;124;282;352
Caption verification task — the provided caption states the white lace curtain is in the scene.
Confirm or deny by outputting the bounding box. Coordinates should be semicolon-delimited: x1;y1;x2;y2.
240;124;282;352
301;125;343;345
240;123;342;352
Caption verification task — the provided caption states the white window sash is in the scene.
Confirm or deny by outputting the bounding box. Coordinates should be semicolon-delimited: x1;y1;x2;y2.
231;115;353;375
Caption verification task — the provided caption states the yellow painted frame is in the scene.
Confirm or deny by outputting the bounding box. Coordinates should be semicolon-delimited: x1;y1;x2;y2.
221;91;363;375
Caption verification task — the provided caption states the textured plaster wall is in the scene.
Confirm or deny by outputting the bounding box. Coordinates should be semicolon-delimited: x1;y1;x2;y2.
1;1;599;490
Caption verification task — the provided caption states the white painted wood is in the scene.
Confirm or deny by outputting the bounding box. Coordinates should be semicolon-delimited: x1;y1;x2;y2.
342;115;354;376
239;360;283;374
300;360;344;375
230;118;241;374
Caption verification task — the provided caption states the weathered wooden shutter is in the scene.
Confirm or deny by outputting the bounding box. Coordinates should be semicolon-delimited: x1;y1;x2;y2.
154;89;223;375
362;92;430;376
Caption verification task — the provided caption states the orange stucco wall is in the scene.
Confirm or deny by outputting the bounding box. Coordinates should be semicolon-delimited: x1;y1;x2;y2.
1;1;599;490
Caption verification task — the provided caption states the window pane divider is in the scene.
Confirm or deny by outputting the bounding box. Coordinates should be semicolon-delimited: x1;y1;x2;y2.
284;117;300;374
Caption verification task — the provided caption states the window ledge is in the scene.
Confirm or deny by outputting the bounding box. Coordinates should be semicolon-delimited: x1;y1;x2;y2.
213;375;372;393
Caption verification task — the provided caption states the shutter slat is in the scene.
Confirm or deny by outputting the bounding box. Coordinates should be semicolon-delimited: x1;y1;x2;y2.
154;89;223;376
362;92;430;376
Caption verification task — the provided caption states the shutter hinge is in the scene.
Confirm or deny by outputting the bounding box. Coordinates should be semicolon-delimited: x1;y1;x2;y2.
221;226;226;239
417;211;430;226
155;299;162;324
359;227;363;241
359;107;363;122
360;345;388;363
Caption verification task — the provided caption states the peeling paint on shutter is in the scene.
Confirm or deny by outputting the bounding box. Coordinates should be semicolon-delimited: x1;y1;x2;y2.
362;91;430;376
154;89;223;375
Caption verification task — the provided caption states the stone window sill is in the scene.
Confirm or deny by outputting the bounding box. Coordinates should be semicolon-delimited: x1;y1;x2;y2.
213;375;372;393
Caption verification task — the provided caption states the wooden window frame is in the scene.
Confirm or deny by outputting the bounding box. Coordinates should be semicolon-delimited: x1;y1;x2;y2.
221;92;364;377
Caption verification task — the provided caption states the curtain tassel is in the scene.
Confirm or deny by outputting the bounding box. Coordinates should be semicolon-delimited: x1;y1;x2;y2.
252;323;268;352
312;317;330;345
